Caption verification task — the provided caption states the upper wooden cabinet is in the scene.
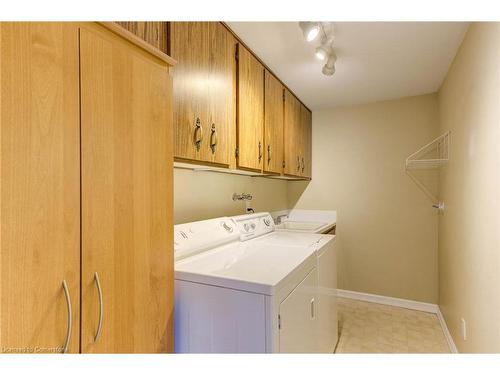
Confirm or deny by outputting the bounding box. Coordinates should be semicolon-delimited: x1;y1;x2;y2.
283;89;312;179
170;22;235;167
284;89;302;177
264;70;284;175
116;21;313;179
236;43;265;172
115;22;168;53
300;104;312;179
207;22;236;166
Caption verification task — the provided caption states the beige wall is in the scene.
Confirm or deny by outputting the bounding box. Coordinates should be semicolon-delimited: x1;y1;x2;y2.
438;23;500;352
174;168;288;224
288;94;440;303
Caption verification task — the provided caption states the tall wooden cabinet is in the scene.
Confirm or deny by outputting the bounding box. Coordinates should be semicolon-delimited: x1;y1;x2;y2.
170;22;235;166
236;43;265;172
0;22;81;354
264;70;284;175
79;25;173;353
0;22;174;353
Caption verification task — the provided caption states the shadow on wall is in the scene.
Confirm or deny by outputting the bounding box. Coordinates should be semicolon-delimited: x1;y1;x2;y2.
287;180;310;209
173;168;290;224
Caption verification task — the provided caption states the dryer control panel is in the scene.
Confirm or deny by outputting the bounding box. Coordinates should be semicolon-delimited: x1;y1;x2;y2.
232;212;275;241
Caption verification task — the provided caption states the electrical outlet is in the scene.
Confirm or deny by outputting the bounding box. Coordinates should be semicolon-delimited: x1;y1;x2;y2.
461;318;467;341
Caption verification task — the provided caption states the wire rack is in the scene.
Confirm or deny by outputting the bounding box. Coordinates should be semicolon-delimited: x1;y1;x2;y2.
405;131;450;170
405;131;450;212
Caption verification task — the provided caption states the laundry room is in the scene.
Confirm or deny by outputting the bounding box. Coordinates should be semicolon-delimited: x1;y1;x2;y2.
1;1;499;374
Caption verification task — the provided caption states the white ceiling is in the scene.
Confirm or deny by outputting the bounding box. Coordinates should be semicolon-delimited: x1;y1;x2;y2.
227;22;469;109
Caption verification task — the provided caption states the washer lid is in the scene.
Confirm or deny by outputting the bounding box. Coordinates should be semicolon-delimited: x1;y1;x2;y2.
253;231;326;248
175;240;317;295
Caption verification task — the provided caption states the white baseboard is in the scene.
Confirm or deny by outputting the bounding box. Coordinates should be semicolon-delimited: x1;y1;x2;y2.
336;289;439;313
436;308;459;353
336;288;458;353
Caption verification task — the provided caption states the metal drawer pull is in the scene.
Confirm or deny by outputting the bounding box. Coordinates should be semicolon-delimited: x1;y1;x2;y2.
267;144;271;163
210;124;218;154
94;272;104;342
62;280;72;353
310;298;315;319
258;141;262;162
297;156;300;171
193;117;203;151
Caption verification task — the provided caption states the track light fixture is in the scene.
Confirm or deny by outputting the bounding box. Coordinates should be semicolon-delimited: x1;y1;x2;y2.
315;44;333;61
299;22;337;76
322;52;337;76
299;22;320;42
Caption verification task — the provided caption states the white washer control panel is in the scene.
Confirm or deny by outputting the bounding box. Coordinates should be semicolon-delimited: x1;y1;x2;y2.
232;212;275;241
174;217;239;260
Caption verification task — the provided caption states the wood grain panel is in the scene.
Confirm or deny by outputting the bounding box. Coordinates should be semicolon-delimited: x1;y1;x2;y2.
170;22;212;163
237;43;264;172
207;22;236;166
80;24;173;353
301;104;312;178
115;22;168;53
0;22;80;353
264;70;284;174
283;89;302;177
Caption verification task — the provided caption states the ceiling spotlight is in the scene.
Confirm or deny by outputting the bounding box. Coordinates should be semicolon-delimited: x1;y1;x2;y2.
299;22;320;42
315;45;333;61
322;64;335;76
322;52;337;76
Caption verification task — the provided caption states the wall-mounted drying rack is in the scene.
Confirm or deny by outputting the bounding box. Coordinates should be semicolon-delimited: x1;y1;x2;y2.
405;131;450;213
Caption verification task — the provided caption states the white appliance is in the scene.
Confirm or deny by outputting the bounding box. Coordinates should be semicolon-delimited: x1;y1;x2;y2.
174;212;337;353
249;230;338;353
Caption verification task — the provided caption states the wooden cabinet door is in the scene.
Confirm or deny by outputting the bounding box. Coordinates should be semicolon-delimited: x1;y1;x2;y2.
207;22;235;166
284;89;302;177
79;24;174;353
0;22;81;353
237;43;264;171
170;22;212;163
115;22;168;53
264;71;284;174
301;104;312;178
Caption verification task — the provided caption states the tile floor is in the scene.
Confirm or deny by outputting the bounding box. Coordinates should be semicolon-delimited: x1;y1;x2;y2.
335;297;450;353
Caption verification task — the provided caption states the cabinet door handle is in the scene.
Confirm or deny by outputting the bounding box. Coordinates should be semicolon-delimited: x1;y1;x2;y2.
193;117;203;151
301;157;305;173
94;272;104;343
267;144;271;164
62;280;72;353
258;141;262;162
297;156;300;171
210;123;218;154
310;298;315;319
